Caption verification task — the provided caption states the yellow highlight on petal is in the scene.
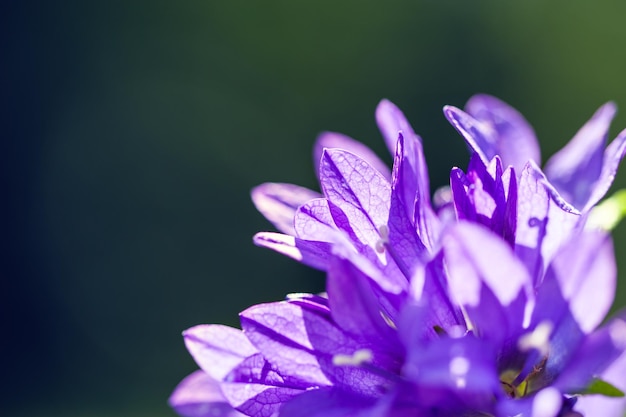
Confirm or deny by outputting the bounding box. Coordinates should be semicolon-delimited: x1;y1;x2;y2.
587;189;626;231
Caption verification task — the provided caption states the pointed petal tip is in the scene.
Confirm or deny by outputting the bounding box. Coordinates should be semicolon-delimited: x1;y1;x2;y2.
314;130;348;147
375;99;401;123
464;94;517;115
442;104;458;115
249;183;267;201
465;93;508;108
376;98;395;111
249;183;277;209
599;100;618;116
442;105;468;125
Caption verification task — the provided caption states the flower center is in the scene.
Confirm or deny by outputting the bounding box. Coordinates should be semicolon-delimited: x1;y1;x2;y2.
499;356;548;399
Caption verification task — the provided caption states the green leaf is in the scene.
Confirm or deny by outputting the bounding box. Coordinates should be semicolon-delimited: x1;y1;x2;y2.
580;378;625;398
587;189;626;231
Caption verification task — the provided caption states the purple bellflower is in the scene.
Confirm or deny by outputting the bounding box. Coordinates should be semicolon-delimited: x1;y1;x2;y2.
170;96;626;417
444;95;626;213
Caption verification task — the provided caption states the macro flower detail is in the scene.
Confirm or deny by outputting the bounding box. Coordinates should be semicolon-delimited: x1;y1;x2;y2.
171;96;626;417
444;95;626;213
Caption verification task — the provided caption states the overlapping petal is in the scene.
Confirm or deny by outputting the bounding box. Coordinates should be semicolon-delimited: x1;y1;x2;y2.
183;325;258;381
464;94;541;172
174;96;626;417
252;232;331;270
251;183;321;235
169;370;245;417
514;161;580;285
314;131;392;181
240;299;398;398
544;102;617;209
443;222;533;346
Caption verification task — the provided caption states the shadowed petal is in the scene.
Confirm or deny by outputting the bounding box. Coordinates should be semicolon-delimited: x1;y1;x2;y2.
544;102;617;209
443;222;533;345
221;382;303;417
443;105;493;166
240;301;396;398
399;254;464;344
584;128;626;212
530;269;585;380
496;387;563;417
222;353;309;417
251;183;321;235
226;353;305;387
240;301;333;387
465;94;541;172
452;155;518;246
169;370;245;417
388;134;428;274
183;325;258;381
326;256;401;350
554;316;626;393
402;334;500;406
514;162;580;286
548;231;616;333
278;387;378;417
329;231;408;301
575;344;626;417
376;99;431;209
314;131;391;180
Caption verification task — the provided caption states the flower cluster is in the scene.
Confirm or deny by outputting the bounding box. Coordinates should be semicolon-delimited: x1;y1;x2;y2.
170;95;626;417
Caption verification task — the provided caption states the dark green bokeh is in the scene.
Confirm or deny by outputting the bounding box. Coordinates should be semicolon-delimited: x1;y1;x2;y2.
3;2;626;416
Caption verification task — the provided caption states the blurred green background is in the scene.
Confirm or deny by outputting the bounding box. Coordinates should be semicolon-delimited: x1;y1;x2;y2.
3;1;626;416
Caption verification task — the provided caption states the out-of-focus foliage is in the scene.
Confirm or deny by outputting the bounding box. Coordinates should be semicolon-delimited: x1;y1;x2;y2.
3;1;626;416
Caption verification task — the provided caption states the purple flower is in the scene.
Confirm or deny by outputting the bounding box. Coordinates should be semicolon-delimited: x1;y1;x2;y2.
444;94;626;213
170;224;626;416
251;100;438;276
171;97;626;417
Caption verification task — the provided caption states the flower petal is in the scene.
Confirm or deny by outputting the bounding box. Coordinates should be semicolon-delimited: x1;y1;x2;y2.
530;269;585;378
183;325;258;381
443;105;493;166
584;127;626;212
388;134;428;274
253;232;331;270
496;387;563;417
574;344;626;417
293;198;337;241
399;254;465;344
465;94;541;172
514;162;580;286
220;353;309;417
277;387;377;417
326;255;401;350
169;370;245;417
314;131;391;180
221;382;303;417
402;334;500;405
376;99;431;208
251;183;321;235
319;148;406;281
240;300;396;397
554;316;626;394
443;222;533;345
544;102;617;209
548;231;616;333
239;301;332;387
319;148;391;244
